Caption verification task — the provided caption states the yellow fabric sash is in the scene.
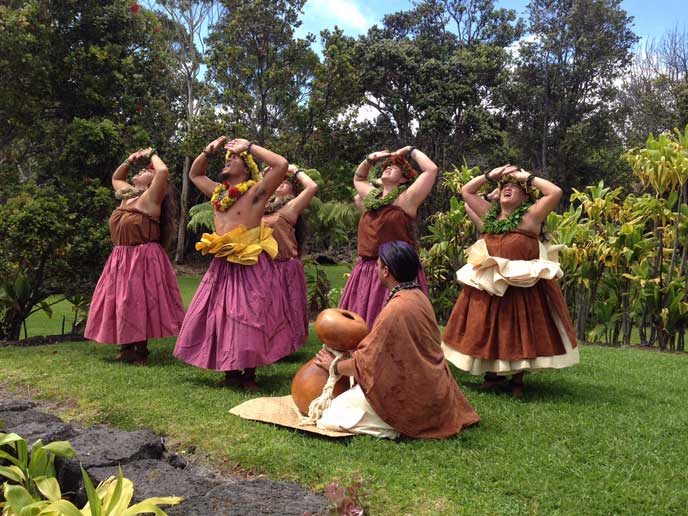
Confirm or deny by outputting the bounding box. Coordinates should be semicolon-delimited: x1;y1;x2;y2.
195;224;278;265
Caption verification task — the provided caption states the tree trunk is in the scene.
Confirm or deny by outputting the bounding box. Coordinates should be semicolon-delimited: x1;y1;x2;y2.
174;156;192;264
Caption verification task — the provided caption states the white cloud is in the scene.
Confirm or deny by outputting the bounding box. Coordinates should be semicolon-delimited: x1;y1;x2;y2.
301;0;373;34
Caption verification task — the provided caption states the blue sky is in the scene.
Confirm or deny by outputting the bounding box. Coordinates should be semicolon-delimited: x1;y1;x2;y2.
295;0;688;45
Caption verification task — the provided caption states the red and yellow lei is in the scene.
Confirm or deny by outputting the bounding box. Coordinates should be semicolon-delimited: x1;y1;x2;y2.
211;179;257;211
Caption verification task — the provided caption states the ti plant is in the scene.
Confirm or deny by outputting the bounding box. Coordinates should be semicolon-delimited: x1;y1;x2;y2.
0;432;76;504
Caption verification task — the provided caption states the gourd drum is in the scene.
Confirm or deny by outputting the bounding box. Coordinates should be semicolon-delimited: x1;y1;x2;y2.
291;309;369;415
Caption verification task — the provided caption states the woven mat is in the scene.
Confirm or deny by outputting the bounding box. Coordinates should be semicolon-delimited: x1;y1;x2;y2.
229;395;354;438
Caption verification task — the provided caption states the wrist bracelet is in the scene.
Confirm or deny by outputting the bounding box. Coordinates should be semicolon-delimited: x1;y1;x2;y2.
408;146;417;158
485;171;495;182
526;173;536;188
355;171;369;179
203;150;214;159
247;141;256;154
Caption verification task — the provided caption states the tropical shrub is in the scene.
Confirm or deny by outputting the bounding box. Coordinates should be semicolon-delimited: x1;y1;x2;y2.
0;433;183;516
0;181;112;340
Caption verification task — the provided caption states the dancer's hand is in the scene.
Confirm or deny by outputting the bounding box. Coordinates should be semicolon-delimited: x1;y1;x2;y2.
393;146;414;157
287;164;299;177
367;150;391;163
225;138;251;154
205;136;226;155
313;348;334;372
486;164;518;182
505;169;531;183
128;148;151;164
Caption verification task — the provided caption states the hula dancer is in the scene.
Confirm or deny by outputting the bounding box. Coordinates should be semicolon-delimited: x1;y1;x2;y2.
339;146;438;328
173;137;289;390
261;164;318;351
85;148;185;364
443;165;579;397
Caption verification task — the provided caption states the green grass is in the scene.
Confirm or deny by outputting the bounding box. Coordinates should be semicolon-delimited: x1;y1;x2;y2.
6;267;688;514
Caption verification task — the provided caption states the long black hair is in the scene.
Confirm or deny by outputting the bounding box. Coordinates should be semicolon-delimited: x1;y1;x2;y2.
378;240;421;283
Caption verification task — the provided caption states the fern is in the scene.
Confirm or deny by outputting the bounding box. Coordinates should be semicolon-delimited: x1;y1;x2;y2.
187;202;215;232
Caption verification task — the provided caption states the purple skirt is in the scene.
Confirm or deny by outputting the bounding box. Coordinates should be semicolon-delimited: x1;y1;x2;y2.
338;257;429;329
275;258;309;348
85;243;185;345
173;254;295;371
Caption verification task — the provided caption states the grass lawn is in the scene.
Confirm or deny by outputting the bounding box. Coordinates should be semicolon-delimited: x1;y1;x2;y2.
5;268;687;514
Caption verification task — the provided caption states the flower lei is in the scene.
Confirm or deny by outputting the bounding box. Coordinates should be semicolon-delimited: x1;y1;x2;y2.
264;194;294;215
481;200;533;234
363;186;407;212
115;186;146;200
226;149;260;182
211;180;257;211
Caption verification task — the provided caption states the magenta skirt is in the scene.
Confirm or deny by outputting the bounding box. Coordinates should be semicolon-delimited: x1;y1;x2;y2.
85;243;185;345
275;258;309;349
173;254;295;371
338;257;429;329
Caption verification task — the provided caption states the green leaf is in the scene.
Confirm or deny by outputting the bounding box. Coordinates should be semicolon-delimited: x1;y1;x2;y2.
34;476;62;502
41;441;77;460
0;465;24;483
4;483;38;512
42;499;84;516
81;466;102;516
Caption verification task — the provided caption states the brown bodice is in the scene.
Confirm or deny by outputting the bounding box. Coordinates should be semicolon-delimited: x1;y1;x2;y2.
262;212;298;260
357;205;417;258
480;230;539;261
109;207;160;246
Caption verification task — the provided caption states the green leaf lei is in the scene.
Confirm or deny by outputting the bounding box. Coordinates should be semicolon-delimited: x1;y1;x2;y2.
481;201;533;234
363;186;407;211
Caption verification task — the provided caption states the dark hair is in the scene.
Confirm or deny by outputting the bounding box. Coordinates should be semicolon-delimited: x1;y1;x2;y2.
378;240;420;283
294;215;306;255
159;183;178;250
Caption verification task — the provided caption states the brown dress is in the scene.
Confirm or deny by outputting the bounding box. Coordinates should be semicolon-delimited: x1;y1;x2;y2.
357;205;417;258
352;288;480;438
442;230;578;375
339;205;428;329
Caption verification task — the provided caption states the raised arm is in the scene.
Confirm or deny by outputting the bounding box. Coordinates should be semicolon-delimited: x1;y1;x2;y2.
353;150;391;198
506;169;563;226
461;164;519;223
189;136;225;198
112;148;148;191
144;153;170;205
226;138;288;201
396;146;438;214
281;166;318;221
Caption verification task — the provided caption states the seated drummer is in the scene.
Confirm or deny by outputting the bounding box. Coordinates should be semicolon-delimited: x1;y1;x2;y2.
314;240;480;439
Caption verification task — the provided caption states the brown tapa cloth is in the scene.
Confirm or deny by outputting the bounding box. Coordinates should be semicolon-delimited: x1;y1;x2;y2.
357;205;417;258
352;288;480;438
263;212;298;260
109;207;160;246
443;230;577;361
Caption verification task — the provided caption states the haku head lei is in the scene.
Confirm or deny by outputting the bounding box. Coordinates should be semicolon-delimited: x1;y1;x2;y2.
381;155;417;183
497;175;539;200
226;149;261;182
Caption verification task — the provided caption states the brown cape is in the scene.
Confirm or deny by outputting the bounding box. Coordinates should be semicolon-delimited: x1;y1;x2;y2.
352;288;480;438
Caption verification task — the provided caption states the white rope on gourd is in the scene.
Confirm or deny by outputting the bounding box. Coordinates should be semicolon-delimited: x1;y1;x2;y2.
299;345;345;426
